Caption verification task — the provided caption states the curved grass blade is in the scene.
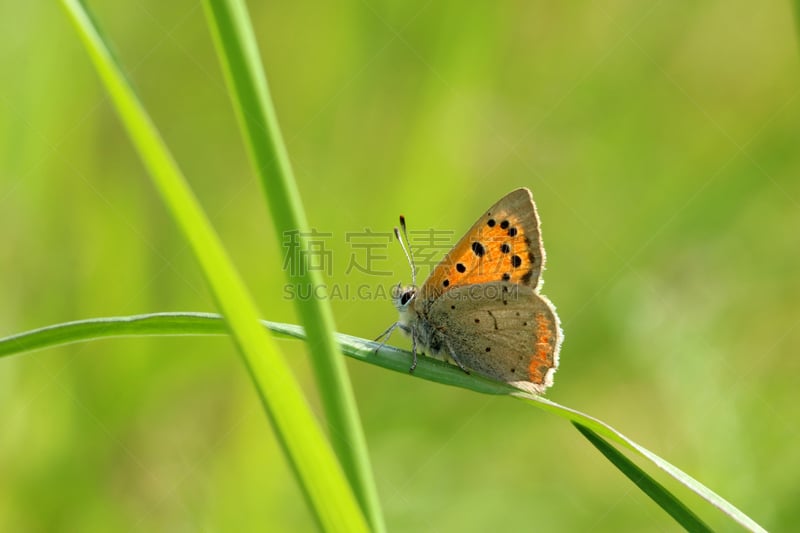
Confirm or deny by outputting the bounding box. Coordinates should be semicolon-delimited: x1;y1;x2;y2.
0;312;766;532
573;422;713;532
200;1;383;529
517;396;764;532
56;2;367;530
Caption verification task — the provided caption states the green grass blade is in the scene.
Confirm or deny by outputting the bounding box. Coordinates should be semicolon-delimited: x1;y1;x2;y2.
0;313;767;532
56;2;368;531
518;396;765;532
200;1;384;530
573;423;713;532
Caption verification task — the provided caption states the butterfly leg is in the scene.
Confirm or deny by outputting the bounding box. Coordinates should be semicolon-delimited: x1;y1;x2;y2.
373;322;399;353
409;333;418;373
444;338;470;375
375;322;419;372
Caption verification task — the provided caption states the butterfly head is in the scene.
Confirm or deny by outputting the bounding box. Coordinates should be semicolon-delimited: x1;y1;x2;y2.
391;282;418;330
391;283;417;312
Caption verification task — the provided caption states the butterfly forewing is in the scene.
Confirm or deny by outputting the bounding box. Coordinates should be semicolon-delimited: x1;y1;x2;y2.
418;188;545;304
427;282;561;394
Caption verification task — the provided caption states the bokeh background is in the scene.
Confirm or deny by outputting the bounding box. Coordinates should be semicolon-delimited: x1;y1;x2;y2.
2;1;798;531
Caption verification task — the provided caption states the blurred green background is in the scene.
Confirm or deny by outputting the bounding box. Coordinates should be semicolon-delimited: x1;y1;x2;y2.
2;1;798;531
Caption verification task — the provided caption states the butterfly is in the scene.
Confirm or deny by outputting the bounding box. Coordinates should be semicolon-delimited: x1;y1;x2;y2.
377;188;562;394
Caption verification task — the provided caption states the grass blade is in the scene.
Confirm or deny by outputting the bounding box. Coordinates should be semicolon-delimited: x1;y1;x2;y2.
573;422;713;532
200;1;383;530
0;312;767;532
519;396;765;532
56;2;367;530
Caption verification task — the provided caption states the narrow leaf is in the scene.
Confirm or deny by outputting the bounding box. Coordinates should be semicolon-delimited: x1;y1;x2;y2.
573;422;713;532
0;312;766;532
200;1;383;529
56;2;368;530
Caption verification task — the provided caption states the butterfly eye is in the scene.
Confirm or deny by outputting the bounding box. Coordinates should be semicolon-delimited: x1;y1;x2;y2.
400;291;412;306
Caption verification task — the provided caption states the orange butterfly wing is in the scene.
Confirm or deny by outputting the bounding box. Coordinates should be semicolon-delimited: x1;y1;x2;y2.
417;188;545;303
415;188;560;393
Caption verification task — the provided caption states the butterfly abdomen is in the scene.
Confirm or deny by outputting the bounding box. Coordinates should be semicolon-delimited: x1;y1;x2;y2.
410;311;445;357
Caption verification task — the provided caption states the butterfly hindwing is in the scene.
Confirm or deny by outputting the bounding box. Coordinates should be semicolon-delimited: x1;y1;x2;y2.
418;188;545;304
427;282;561;394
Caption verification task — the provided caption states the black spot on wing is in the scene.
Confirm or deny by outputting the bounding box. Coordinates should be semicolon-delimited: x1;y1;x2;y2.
521;269;533;284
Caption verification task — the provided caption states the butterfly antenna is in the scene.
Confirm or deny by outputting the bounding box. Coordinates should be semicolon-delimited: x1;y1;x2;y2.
394;215;417;286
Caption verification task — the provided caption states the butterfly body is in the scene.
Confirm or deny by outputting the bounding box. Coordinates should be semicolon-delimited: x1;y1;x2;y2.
392;285;447;360
385;188;562;395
